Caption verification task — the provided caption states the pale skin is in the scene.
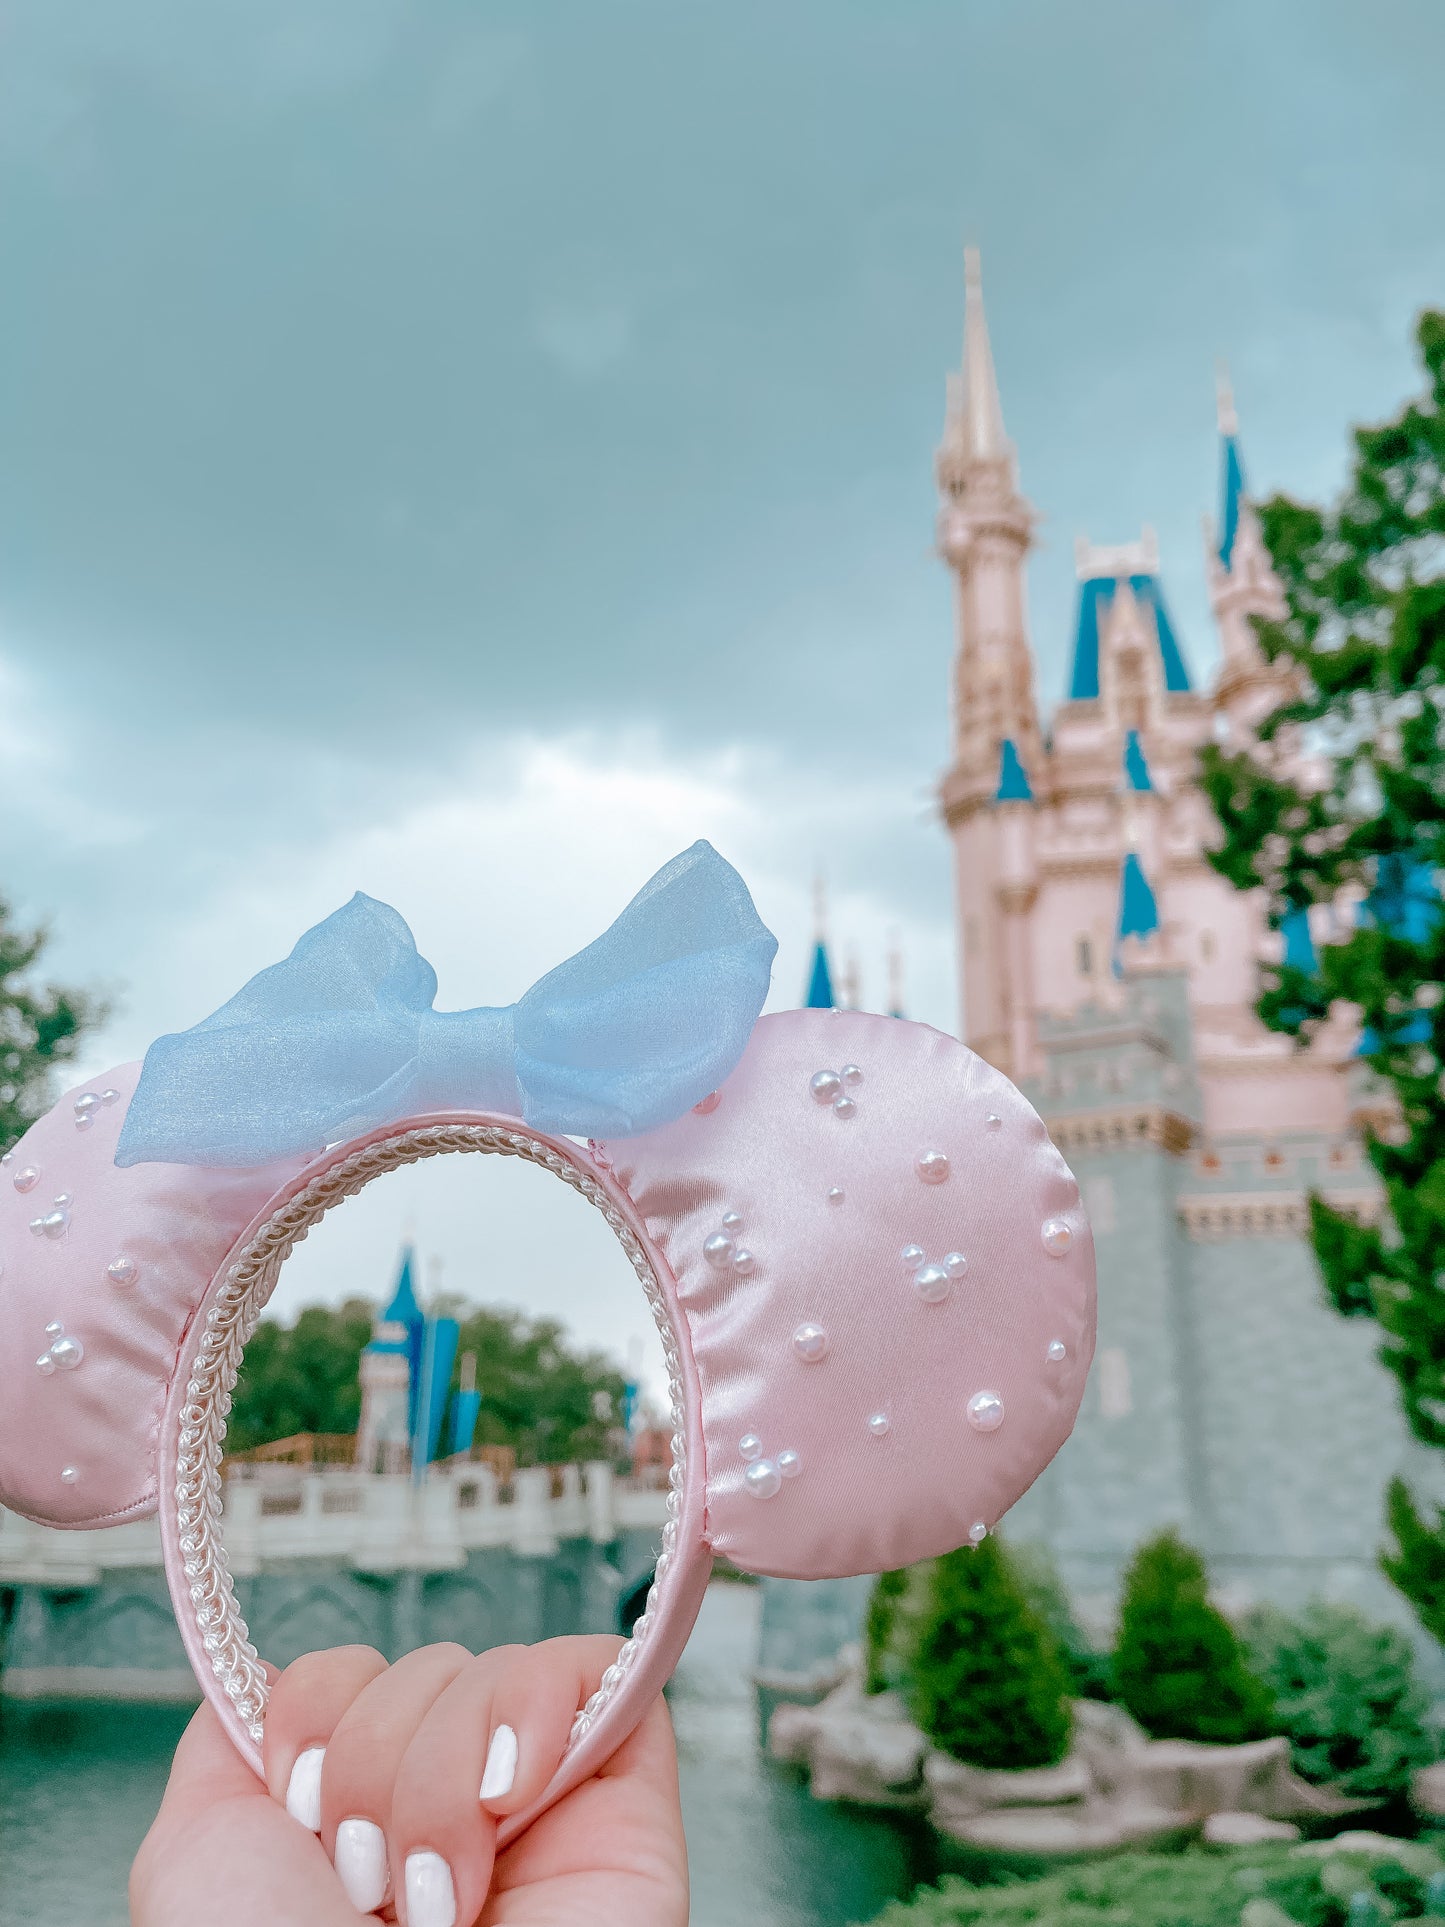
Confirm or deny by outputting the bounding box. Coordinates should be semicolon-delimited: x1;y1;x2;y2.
130;1636;689;1927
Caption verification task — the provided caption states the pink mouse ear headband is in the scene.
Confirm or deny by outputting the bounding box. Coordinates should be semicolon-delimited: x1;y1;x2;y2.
0;840;1095;1844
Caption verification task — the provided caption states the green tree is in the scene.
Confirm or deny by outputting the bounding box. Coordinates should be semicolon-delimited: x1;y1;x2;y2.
864;1567;913;1696
1246;1601;1436;1801
0;897;103;1148
907;1537;1073;1770
1199;310;1445;1645
229;1299;374;1451
1113;1529;1274;1745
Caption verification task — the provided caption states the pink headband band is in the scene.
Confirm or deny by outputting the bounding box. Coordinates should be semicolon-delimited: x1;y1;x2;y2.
0;849;1095;1846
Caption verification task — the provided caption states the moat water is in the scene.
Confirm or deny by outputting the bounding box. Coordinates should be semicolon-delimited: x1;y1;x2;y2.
0;1581;927;1926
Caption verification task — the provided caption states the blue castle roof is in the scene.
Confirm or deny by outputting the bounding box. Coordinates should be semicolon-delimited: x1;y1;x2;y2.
1068;575;1192;703
1218;433;1246;569
367;1246;424;1355
1115;851;1160;956
1122;729;1153;794
804;939;835;1009
995;737;1034;802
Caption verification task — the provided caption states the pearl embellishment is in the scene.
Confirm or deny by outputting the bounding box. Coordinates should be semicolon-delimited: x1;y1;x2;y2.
912;1263;951;1305
833;1095;857;1120
943;1251;969;1278
967;1390;1005;1433
60;1466;79;1485
30;1200;71;1240
739;1434;762;1462
900;1244;925;1268
14;1167;39;1193
985;1113;1002;1131
731;1247;756;1276
722;1211;742;1230
916;1149;950;1184
107;1255;140;1288
828;1186;845;1205
37;1323;84;1374
74;1093;101;1117
969;1522;988;1544
744;1459;783;1500
868;1412;891;1437
1047;1339;1067;1362
809;1070;842;1104
704;1233;734;1268
841;1064;863;1087
1042;1219;1073;1256
792;1322;829;1363
777;1449;802;1479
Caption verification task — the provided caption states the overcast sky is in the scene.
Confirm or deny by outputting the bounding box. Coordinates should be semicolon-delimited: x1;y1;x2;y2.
3;1;1441;1399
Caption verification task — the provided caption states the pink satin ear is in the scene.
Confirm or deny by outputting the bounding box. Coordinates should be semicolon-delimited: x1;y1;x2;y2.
600;1009;1095;1578
0;1064;308;1527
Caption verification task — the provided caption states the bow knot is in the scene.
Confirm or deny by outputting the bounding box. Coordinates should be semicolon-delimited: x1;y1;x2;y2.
117;842;776;1167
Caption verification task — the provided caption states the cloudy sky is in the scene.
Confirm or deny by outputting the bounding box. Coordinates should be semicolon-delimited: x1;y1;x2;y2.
3;1;1441;1397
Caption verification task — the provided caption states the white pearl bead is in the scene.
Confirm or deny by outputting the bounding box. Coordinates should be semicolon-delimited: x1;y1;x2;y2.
731;1247;756;1276
74;1093;101;1116
913;1264;951;1305
54;1192;72;1207
739;1434;763;1462
101;1089;120;1105
75;1115;94;1132
969;1521;988;1544
827;1186;845;1205
832;1095;857;1120
13;1167;39;1193
900;1244;925;1268
1042;1219;1073;1256
943;1251;969;1278
777;1449;802;1479
916;1149;950;1184
744;1459;783;1499
841;1064;863;1087
35;1354;55;1376
60;1466;79;1485
50;1335;84;1370
792;1323;829;1363
107;1255;140;1288
985;1113;1002;1131
810;1070;842;1104
967;1390;1004;1433
867;1412;891;1437
721;1211;742;1231
1047;1339;1067;1363
703;1233;734;1268
30;1207;70;1240
45;1320;63;1338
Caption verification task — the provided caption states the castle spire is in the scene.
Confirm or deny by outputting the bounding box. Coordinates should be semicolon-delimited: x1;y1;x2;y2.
961;246;1008;463
1206;366;1289;727
1216;360;1239;438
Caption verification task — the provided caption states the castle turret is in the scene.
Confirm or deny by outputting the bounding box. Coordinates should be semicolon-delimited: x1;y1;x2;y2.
1206;370;1291;739
357;1245;425;1475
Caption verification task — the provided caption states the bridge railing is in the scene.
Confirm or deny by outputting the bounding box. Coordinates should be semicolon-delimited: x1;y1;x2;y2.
0;1461;669;1584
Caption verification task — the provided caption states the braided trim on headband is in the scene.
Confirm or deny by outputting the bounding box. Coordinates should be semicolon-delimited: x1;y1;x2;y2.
172;1124;688;1749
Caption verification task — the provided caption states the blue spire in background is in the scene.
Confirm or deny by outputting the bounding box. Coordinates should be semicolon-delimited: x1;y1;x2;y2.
1280;904;1317;973
804;939;836;1009
995;738;1034;802
1218;433;1246;569
1122;729;1154;793
1113;852;1160;974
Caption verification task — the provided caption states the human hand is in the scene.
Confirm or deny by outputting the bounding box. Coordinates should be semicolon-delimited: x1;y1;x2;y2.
130;1636;688;1927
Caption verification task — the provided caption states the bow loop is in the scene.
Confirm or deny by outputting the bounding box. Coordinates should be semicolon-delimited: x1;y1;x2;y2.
116;842;776;1167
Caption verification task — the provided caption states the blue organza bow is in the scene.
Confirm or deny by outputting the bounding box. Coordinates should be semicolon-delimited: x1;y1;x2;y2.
116;841;777;1167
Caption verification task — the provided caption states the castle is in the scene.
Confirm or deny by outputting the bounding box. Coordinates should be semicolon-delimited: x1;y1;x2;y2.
936;251;1420;1627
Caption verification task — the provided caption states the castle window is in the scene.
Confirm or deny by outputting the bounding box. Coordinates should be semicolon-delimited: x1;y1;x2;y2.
1076;936;1094;977
1098;1348;1132;1420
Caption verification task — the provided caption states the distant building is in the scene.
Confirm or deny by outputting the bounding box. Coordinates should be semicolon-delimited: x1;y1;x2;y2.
356;1246;425;1475
935;251;1419;1625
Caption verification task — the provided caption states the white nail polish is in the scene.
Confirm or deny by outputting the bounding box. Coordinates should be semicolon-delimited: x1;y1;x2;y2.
285;1746;325;1832
335;1817;389;1913
479;1723;518;1802
405;1850;456;1927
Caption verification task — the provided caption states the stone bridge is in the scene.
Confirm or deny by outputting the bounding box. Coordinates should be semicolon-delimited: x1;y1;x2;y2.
0;1461;668;1702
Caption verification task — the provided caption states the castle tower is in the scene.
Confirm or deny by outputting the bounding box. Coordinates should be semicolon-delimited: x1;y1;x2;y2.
938;249;1043;1071
357;1245;424;1475
1206;370;1292;740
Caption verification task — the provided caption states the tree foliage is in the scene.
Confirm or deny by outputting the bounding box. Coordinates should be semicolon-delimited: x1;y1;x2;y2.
907;1537;1073;1770
1246;1600;1437;1802
1113;1530;1274;1745
229;1297;630;1465
0;897;103;1149
864;1567;913;1696
1198;309;1445;1641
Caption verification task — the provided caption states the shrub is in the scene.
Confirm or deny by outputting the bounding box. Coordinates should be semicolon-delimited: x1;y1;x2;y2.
907;1537;1072;1770
1246;1601;1438;1801
865;1568;913;1695
865;1839;1445;1927
1113;1529;1274;1745
1010;1541;1115;1703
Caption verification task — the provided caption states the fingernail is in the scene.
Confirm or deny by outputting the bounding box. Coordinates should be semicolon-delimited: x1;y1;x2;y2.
335;1817;389;1913
479;1723;518;1802
285;1746;325;1832
405;1850;456;1927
